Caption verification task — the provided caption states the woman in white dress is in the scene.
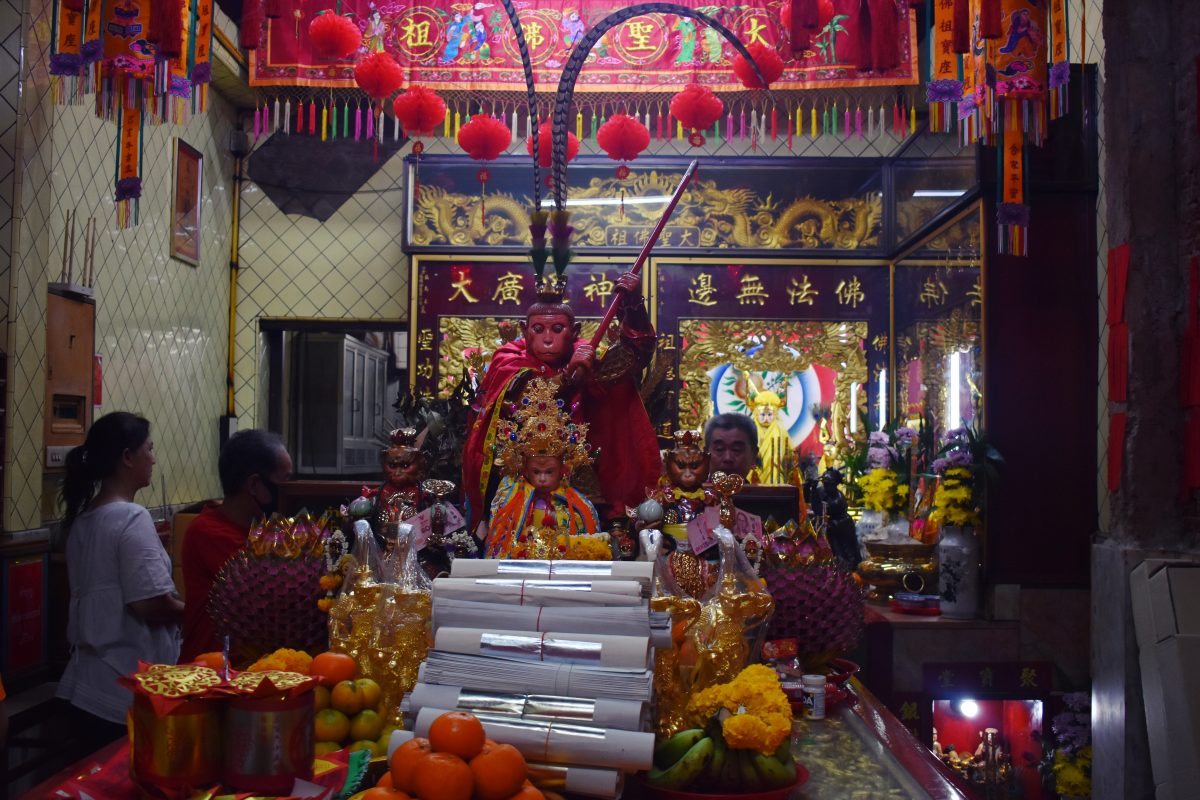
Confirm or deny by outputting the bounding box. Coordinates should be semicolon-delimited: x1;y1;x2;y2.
56;412;182;745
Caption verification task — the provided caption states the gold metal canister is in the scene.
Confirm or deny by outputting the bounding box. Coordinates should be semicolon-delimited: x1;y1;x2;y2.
220;692;315;794
858;541;939;602
129;694;223;794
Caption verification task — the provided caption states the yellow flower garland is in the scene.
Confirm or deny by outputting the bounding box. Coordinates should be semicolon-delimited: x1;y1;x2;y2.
686;664;793;753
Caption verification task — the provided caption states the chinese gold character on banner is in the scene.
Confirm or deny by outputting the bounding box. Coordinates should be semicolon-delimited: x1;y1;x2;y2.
609;228;630;246
787;275;818;306
1020;667;1038;688
583;273;615;305
400;18;433;48
417;329;434;351
522;21;545;48
737;274;769;306
625;20;656;51
448;271;480;303
919;278;949;308
742;17;770;47
836;276;865;308
979;667;994;688
899;701;919;721
938;669;955;688
415;361;434;379
871;334;889;352
688;273;718;306
968;279;983;309
492;272;524;305
659;334;677;350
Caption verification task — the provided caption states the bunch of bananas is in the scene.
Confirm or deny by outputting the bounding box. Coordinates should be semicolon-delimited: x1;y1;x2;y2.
646;725;797;792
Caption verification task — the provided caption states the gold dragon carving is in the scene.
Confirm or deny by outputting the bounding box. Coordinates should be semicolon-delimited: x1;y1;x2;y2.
676;320;869;452
411;172;882;250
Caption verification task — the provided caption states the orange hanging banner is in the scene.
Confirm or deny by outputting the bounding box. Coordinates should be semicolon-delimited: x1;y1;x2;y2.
115;104;144;228
927;0;962;133
1048;0;1069;119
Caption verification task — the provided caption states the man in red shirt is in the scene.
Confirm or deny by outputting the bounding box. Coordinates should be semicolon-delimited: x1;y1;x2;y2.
179;430;293;662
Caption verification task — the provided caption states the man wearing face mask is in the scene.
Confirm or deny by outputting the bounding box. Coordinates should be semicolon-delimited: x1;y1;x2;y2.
179;429;293;662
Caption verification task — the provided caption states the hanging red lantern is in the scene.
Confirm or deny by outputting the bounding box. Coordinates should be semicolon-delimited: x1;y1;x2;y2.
596;114;650;164
309;12;362;62
670;83;725;146
392;86;446;139
457;114;512;223
732;43;786;89
596;114;650;217
526;120;579;169
354;52;404;101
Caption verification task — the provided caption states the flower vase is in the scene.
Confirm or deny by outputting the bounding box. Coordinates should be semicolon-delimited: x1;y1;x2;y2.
937;526;980;618
856;509;886;544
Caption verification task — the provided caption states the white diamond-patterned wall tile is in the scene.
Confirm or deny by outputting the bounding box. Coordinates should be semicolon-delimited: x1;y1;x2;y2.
1068;0;1108;532
5;0;237;529
6;0;57;531
0;0;22;351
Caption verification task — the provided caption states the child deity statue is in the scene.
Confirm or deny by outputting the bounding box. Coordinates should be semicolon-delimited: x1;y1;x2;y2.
484;377;601;558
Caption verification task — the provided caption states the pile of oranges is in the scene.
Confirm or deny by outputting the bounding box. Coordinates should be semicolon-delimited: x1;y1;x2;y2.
361;711;544;800
309;652;394;756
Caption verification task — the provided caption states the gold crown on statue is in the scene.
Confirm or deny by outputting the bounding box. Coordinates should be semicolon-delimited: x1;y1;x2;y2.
494;377;593;476
384;427;420;456
671;429;706;452
534;274;568;303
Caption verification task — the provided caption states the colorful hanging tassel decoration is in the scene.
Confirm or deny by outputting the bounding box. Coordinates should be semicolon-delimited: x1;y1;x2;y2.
996;107;1029;256
1048;0;1070;119
927;0;963;134
114;104;144;229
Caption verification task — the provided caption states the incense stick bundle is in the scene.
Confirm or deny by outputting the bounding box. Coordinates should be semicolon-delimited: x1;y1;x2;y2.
60;210;71;282
65;210;75;284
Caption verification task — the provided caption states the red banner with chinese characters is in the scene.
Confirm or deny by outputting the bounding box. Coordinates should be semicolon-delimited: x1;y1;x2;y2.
5;556;46;674
249;0;917;91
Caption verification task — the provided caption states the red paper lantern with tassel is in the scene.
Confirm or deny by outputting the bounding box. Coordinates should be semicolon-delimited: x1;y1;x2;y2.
309;12;362;61
526;120;579;169
732;43;785;89
457;114;512;223
392;86;447;137
979;0;1002;38
596;113;650;217
240;0;264;50
670;84;724;146
353;52;404;100
158;0;185;57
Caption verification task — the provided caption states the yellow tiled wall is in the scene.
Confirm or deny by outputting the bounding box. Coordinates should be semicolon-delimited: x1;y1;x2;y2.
4;0;235;530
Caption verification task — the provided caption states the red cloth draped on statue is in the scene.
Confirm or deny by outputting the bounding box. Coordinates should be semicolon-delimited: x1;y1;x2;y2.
463;325;661;530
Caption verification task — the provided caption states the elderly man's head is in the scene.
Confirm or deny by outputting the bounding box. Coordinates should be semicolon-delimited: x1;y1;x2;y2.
703;413;758;478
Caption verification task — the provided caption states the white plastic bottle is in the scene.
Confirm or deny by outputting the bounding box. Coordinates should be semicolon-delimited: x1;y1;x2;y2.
802;675;826;720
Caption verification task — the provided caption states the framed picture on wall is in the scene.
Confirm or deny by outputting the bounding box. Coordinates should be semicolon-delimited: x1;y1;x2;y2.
170;139;202;266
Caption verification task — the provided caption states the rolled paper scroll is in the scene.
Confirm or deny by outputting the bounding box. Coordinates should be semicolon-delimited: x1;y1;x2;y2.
418;651;654;701
404;683;648;731
432;578;644;607
451;559;653;593
434;628;652;669
413;707;655;772
432;598;667;641
526;761;625;799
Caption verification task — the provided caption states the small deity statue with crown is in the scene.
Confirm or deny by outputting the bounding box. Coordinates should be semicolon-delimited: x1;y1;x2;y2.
485;376;602;558
365;428;425;553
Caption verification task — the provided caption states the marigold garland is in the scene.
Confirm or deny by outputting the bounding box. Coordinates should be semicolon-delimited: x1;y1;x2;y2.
686;664;793;754
246;647;313;674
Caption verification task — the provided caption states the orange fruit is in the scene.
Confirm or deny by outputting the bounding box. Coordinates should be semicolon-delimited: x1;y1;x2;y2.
311;652;358;687
331;680;366;715
314;708;351;743
389;738;432;793
428;711;486;760
351;709;384;742
357;678;382;708
506;781;544;800
469;741;526;800
411;752;473;800
376;772;395;788
194;652;226;670
359;788;411;800
313;685;331;712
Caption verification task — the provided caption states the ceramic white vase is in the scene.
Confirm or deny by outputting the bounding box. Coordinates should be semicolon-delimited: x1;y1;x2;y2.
938;526;980;618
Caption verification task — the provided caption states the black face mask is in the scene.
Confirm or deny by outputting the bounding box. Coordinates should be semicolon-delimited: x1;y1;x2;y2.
257;475;281;515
